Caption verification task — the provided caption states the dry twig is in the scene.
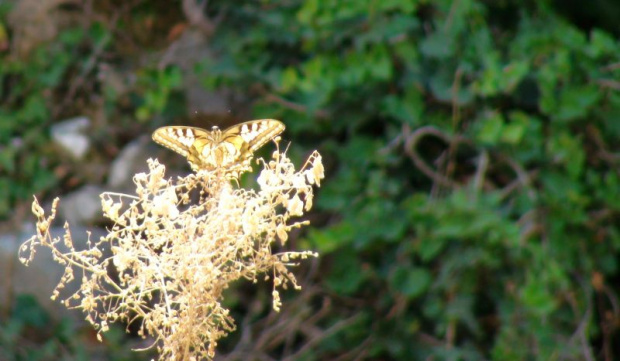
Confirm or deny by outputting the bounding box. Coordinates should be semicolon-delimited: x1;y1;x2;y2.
21;148;324;361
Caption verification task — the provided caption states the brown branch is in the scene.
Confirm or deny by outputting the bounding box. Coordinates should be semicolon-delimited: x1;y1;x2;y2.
403;125;469;188
330;335;373;361
586;124;620;165
601;62;620;72
497;155;537;201
221;284;334;361
472;150;489;192
601;284;620;319
565;286;595;361
451;67;463;129
379;132;404;156
182;0;215;36
283;313;364;361
596;79;620;91
263;93;329;119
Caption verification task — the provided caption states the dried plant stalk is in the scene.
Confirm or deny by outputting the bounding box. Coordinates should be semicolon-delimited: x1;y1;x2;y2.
20;149;324;361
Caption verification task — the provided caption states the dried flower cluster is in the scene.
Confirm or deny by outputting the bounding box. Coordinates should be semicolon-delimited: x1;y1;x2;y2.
20;148;324;360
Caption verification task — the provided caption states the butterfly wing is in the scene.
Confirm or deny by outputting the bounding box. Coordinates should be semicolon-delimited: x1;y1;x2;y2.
152;126;213;171
152;119;285;172
220;119;285;165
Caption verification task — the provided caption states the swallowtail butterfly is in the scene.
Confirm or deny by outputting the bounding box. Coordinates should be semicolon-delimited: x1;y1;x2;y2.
152;119;285;173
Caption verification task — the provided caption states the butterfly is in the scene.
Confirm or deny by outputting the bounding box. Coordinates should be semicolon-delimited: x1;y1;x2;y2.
152;119;285;174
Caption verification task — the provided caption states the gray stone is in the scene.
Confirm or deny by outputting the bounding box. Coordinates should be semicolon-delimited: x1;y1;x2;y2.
58;185;104;226
107;136;152;190
159;29;231;114
0;224;106;324
51;116;91;160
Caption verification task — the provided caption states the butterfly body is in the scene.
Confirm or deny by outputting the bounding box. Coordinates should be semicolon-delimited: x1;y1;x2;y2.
152;119;285;173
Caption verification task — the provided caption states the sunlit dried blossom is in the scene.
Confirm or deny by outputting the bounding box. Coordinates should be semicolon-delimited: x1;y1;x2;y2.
20;148;323;361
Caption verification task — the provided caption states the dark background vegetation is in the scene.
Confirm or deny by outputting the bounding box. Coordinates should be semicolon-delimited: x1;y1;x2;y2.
2;0;620;360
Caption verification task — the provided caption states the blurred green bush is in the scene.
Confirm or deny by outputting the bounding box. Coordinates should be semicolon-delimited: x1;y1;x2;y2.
2;0;620;359
0;295;151;360
200;0;620;359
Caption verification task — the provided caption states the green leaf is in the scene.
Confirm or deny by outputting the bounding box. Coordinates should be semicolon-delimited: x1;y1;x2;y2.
588;29;618;57
501;60;530;92
501;114;527;144
307;221;355;253
555;85;601;122
18;95;49;124
390;266;431;298
12;295;50;328
280;67;299;92
353;200;407;248
429;69;474;104
369;44;393;80
382;87;424;126
0;146;15;174
162;66;183;89
325;251;365;295
546;131;585;178
475;112;503;145
58;27;84;45
520;275;557;317
417;236;447;262
420;31;454;59
376;0;417;13
0;178;9;216
89;21;111;45
135;106;151;122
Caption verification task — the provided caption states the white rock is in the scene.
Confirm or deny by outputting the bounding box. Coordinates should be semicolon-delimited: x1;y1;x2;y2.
51;116;91;160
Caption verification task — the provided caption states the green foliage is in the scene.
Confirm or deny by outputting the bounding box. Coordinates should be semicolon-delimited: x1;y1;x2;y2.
0;295;149;361
135;66;183;122
0;5;187;219
4;0;620;359
199;0;620;359
0;16;110;218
